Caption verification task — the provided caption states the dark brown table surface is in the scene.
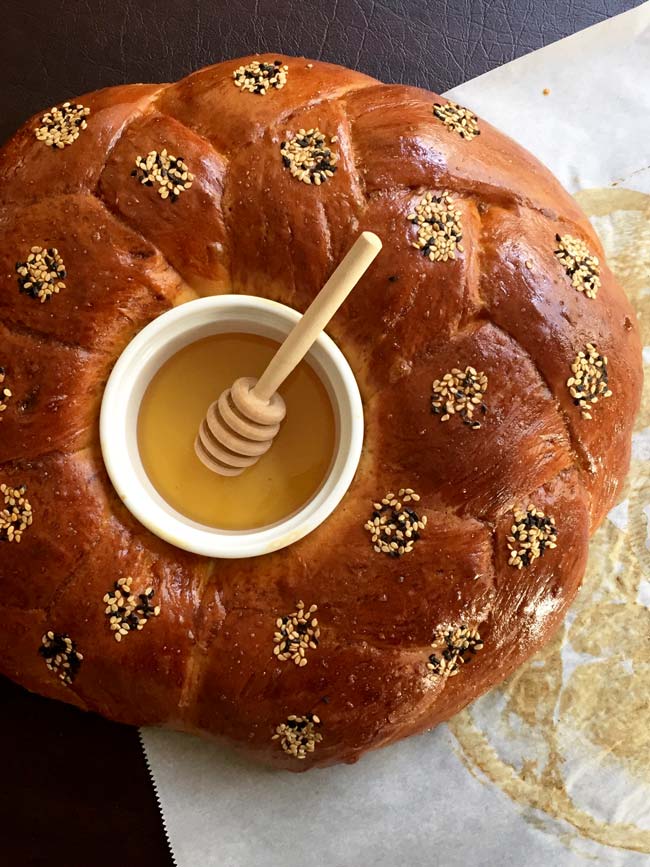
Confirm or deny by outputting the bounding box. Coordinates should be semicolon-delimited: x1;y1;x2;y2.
0;1;643;865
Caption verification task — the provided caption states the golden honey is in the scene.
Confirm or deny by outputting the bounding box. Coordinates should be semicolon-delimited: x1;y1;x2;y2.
137;333;336;530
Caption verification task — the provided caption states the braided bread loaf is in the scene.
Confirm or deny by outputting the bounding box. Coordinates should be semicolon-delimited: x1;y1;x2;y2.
0;55;641;769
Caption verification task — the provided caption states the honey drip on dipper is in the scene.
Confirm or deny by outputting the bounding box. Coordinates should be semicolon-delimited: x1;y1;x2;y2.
195;232;382;476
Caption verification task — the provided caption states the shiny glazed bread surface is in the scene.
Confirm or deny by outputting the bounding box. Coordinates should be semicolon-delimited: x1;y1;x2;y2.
0;56;641;769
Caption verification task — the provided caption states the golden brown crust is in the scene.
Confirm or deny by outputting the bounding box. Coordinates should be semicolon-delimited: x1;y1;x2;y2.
0;54;642;770
0;323;106;463
479;205;641;527
0;194;180;350
0;84;165;209
99;112;230;293
155;55;376;154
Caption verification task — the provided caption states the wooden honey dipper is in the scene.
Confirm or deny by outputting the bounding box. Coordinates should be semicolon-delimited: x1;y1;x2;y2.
195;232;382;476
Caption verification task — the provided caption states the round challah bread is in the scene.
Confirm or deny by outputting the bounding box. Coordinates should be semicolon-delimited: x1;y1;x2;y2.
0;55;642;769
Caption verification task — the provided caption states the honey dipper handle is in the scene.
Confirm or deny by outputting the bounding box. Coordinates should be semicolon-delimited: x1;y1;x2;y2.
253;232;382;402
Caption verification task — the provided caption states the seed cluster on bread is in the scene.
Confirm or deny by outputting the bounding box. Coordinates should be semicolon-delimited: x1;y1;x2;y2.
0;55;641;769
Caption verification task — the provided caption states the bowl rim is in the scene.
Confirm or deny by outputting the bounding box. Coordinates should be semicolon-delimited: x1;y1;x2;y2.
99;294;364;558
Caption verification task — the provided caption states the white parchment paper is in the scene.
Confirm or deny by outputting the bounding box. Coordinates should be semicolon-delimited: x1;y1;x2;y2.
141;5;650;864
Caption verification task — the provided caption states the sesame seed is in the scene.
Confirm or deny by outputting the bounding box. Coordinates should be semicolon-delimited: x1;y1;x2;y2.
554;234;601;299
233;60;288;95
427;623;483;678
272;713;323;759
280;128;339;185
15;246;66;303
431;366;488;428
567;342;612;419
273;601;320;666
364;489;426;558
132;149;194;202
34;102;90;148
103;575;161;641
0;483;33;543
408;191;463;262
39;632;82;685
432;101;480;140
0;368;11;417
506;504;557;569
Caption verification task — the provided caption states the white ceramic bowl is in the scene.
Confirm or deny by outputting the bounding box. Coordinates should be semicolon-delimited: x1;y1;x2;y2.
100;295;363;558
